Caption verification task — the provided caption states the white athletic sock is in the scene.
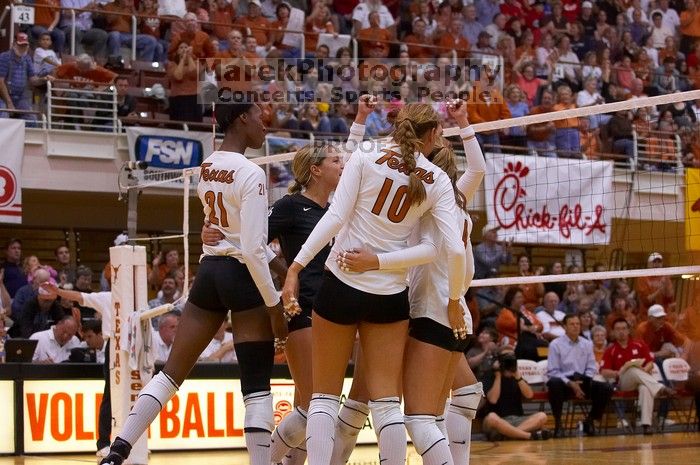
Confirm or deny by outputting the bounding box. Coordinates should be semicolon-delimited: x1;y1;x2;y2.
369;397;407;465
283;447;308;465
271;407;308;463
436;399;449;441
331;398;370;464
447;383;482;465
245;431;272;465
119;371;179;446
307;394;340;465
243;391;274;465
405;414;453;465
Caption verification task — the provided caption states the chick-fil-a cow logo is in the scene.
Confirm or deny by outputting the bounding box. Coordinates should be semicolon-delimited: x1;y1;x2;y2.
493;160;607;239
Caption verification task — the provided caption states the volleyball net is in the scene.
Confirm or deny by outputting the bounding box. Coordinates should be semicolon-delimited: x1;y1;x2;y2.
120;88;700;321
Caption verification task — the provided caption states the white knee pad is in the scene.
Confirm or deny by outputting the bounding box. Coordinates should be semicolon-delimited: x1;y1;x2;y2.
404;415;446;456
277;407;308;446
450;383;484;420
369;397;403;436
244;391;274;433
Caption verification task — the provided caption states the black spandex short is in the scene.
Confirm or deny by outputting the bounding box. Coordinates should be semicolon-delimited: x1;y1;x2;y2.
313;270;410;325
409;317;470;352
188;256;265;313
288;295;313;333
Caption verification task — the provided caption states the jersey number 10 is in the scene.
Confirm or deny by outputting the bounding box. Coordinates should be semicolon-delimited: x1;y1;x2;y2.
205;190;229;228
371;178;411;223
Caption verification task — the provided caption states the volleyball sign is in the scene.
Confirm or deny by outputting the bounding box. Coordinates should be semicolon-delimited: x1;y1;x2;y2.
0;119;24;224
484;154;613;245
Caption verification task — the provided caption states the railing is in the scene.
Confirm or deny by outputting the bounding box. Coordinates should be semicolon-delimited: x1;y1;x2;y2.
46;80;118;132
633;129;683;172
0;108;47;128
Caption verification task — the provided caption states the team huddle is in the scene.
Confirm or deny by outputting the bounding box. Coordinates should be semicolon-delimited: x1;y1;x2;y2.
100;95;486;465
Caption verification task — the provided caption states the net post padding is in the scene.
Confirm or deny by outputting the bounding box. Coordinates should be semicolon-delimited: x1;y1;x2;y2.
109;245;150;465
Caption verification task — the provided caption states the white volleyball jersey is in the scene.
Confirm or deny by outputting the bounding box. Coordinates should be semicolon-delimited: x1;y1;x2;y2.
379;127;486;332
197;151;279;307
295;142;467;297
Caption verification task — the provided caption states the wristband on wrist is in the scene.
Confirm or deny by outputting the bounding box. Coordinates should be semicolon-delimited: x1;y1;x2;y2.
460;126;475;140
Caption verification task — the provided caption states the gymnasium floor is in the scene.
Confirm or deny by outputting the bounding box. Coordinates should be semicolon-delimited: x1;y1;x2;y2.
3;432;700;465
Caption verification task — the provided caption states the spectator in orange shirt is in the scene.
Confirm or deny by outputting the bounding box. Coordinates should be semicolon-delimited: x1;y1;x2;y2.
436;16;470;58
403;18;435;61
637;305;688;361
102;0;158;62
552;85;580;158
31;0;64;54
635;252;676;322
527;88;557;157
467;71;511;153
169;12;217;60
209;0;237;47
170;0;210;37
680;0;700;53
606;294;638;337
357;11;391;58
495;286;544;348
304;1;334;54
579;117;601;159
236;0;272;55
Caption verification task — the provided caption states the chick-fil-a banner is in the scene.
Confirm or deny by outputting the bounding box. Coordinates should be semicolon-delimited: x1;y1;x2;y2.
484;154;613;245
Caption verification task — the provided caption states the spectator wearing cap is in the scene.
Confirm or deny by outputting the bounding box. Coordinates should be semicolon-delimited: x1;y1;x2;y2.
235;0;273;56
0;34;47;121
31;0;65;54
579;1;597;36
101;0;158;62
635;252;676;322
471;31;496;57
169;12;217;60
461;4;484;47
637;305;688;361
59;0;109;59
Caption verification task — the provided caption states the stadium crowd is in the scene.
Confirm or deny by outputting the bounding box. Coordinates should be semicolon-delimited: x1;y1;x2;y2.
3;0;700;167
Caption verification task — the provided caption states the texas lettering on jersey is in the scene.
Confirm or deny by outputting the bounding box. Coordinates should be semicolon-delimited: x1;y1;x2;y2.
374;149;435;184
200;163;235;184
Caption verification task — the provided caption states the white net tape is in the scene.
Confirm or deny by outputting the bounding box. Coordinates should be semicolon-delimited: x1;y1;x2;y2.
121;89;700;191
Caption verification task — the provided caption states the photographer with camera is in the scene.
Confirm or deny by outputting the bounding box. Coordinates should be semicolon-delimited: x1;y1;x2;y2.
480;349;550;441
546;314;612;438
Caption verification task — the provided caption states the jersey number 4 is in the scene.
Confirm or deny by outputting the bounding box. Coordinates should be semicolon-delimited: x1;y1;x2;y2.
204;191;229;228
371;178;411;223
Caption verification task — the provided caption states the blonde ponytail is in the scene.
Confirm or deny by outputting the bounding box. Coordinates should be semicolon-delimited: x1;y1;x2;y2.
393;103;439;206
430;138;467;212
288;144;327;194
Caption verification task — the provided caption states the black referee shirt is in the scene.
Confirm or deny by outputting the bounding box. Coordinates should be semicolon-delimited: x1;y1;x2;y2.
268;193;331;308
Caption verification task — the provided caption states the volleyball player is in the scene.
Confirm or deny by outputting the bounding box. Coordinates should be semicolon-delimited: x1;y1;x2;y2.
340;100;485;465
281;103;468;465
100;103;289;465
200;96;376;465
